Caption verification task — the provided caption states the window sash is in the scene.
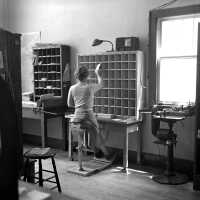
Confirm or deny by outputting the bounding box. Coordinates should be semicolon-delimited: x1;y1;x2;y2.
158;16;200;57
156;15;199;105
157;56;197;104
148;4;200;107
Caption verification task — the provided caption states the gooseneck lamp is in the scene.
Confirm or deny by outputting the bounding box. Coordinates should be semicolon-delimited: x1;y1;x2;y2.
92;38;114;52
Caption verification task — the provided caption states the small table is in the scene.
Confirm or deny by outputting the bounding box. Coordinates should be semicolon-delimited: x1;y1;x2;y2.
65;114;142;171
22;102;65;148
152;114;188;184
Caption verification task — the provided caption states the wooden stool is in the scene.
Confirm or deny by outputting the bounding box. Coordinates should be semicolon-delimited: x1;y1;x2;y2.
23;147;62;192
70;121;94;171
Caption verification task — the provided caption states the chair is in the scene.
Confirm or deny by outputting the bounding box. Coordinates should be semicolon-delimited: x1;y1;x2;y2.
152;116;177;147
23;147;62;192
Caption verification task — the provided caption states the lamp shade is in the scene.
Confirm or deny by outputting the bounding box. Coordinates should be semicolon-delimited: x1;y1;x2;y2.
92;38;114;51
92;39;103;46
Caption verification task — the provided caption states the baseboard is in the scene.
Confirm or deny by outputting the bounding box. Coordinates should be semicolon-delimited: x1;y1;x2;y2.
22;133;66;150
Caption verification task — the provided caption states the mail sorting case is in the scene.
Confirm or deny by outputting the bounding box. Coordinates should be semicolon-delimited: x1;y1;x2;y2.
33;44;70;102
77;51;144;119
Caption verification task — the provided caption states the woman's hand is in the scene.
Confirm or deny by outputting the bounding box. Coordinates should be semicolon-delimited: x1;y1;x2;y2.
95;63;103;87
95;63;101;75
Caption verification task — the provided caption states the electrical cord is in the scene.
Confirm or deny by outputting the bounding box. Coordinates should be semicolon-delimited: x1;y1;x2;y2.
157;143;166;165
32;107;64;116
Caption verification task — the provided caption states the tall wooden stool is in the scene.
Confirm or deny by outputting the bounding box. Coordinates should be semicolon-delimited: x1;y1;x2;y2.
70;121;94;171
68;119;114;176
23;147;62;192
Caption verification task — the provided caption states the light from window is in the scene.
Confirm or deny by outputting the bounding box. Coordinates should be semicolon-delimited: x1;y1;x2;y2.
160;18;199;56
159;57;196;104
158;16;200;104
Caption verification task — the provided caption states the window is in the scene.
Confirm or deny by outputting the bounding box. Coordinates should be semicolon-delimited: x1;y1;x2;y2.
149;5;200;106
157;16;200;104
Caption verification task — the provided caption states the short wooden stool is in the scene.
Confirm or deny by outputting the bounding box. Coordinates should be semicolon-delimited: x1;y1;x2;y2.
23;147;62;192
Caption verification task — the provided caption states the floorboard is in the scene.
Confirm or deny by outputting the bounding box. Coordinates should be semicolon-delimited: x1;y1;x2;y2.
23;145;200;200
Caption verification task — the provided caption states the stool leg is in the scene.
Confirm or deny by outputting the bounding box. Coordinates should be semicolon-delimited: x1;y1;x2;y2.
83;131;86;147
51;157;62;192
69;123;73;161
87;132;90;148
27;160;35;183
38;159;43;187
78;131;84;171
23;158;29;182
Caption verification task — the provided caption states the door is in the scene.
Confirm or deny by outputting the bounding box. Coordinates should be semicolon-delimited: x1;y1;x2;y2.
194;23;200;191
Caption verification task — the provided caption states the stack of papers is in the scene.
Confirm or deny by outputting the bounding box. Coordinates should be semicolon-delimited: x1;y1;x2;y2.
22;101;37;108
96;113;115;119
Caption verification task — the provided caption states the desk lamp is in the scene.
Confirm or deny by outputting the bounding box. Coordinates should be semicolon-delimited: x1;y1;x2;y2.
92;38;114;51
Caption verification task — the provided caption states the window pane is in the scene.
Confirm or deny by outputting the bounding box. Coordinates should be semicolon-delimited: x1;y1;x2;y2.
160;17;200;56
159;58;196;104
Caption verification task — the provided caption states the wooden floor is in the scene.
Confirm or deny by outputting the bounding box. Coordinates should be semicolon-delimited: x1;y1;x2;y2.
24;146;200;200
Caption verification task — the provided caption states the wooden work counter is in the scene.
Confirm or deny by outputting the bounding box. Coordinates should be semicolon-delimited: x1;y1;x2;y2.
65;114;142;171
22;101;65;148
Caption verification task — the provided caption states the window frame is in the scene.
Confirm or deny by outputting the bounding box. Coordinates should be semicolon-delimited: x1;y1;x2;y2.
148;4;200;107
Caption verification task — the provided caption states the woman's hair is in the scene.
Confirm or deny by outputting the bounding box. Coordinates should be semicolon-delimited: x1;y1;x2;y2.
74;65;89;81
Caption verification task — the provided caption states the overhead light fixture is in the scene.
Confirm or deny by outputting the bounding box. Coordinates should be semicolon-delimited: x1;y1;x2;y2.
92;38;114;51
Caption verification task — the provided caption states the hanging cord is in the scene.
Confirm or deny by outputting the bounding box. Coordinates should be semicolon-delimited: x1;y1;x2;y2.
139;53;147;89
153;0;179;10
39;31;42;42
156;143;162;163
